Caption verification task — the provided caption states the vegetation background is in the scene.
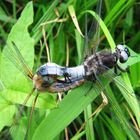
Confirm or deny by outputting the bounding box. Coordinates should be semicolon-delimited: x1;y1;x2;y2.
0;0;140;140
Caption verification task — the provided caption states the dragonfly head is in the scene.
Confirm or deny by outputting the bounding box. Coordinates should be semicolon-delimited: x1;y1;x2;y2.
116;44;130;63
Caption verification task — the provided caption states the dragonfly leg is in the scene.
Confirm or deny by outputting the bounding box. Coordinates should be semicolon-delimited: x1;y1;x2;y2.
25;92;40;140
13;88;35;124
63;72;72;83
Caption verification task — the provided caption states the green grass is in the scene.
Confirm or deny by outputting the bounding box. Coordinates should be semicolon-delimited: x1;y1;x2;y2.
0;0;140;140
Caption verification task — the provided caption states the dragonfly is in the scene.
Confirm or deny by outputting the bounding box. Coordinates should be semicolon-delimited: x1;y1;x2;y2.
1;43;131;139
0;0;140;140
34;44;130;91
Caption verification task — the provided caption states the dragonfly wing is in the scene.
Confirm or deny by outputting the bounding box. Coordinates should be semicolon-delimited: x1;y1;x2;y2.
86;70;140;139
84;0;103;59
4;41;34;80
99;64;139;101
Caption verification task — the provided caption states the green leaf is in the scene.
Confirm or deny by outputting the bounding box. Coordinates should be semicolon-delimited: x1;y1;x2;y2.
0;95;16;131
32;83;100;140
0;1;34;131
1;1;34;91
68;5;84;37
0;2;56;134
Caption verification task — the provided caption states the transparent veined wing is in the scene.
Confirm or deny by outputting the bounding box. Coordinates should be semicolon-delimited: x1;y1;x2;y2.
4;41;34;80
84;0;103;60
80;68;140;139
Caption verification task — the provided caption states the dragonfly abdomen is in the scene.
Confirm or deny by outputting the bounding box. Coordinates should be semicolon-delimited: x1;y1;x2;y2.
37;63;85;78
63;65;85;78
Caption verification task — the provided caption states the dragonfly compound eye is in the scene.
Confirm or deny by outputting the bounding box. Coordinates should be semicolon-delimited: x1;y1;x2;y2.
124;47;130;57
116;45;130;63
116;44;125;51
120;50;129;63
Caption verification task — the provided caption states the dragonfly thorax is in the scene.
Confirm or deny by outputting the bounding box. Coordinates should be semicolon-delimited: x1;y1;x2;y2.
83;44;130;81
